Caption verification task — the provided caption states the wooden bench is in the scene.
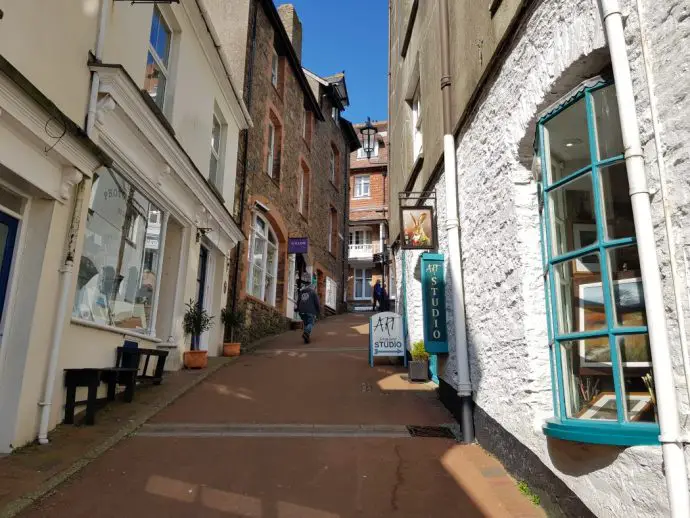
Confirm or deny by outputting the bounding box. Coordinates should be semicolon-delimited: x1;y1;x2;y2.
115;345;168;385
63;367;137;426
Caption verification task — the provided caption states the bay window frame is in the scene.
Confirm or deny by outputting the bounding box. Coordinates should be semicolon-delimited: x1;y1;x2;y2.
538;79;659;446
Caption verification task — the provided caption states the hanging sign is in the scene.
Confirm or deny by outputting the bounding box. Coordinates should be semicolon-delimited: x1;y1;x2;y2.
421;253;448;353
400;205;437;250
369;312;407;367
288;237;308;254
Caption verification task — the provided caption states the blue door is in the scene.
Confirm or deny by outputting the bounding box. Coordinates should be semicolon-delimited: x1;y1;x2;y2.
0;212;18;324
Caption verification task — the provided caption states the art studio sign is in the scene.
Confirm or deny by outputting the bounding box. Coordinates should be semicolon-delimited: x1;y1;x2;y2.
421;253;448;353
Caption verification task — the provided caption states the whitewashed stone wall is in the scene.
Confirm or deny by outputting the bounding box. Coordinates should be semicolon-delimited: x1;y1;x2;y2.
394;0;690;515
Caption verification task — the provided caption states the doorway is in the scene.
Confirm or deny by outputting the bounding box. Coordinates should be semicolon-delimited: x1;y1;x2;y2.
0;211;18;326
195;245;209;350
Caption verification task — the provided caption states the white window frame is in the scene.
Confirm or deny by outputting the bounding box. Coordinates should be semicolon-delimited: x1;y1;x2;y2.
266;121;276;177
247;214;279;306
271;51;279;88
349;229;372;245
354;175;371;198
353;268;373;300
298;167;306;214
209;109;225;190
330;148;336;183
301;109;307;139
328;210;334;253
332;106;339;123
146;7;173;111
357;138;379;159
412;85;423;160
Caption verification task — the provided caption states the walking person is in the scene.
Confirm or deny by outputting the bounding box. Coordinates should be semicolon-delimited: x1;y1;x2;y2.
381;283;389;312
298;273;320;343
372;280;382;312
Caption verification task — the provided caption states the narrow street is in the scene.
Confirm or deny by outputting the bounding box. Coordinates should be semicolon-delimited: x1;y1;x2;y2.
19;314;543;518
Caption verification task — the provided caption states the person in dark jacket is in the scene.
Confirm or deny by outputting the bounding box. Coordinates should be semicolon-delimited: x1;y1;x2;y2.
297;273;320;343
373;280;382;311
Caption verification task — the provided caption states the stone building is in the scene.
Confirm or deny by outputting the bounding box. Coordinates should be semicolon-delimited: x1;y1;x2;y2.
205;0;359;343
0;0;250;451
346;120;392;312
389;0;690;515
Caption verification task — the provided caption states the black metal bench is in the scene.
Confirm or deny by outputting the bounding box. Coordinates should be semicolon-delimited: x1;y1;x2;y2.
115;345;168;385
63;367;137;426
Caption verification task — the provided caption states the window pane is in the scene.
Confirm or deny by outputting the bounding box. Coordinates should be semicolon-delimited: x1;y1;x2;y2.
251;265;263;298
608;245;646;328
154;11;171;65
543;97;590;183
615;335;656;423
548;174;596;257
600;162;634;240
265;242;277;274
209;154;218;186
252;235;265;267
592;85;623;161
145;52;166;109
264;273;274;304
554;255;603;335
73;169;161;333
211;117;221;153
560;339;617;420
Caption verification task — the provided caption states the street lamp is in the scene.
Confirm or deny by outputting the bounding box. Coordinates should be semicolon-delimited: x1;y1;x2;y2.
360;117;377;159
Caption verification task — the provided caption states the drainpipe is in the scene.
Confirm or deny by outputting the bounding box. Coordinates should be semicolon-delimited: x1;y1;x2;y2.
634;0;690;408
439;0;473;443
231;0;258;314
600;1;689;515
38;177;86;444
38;0;110;445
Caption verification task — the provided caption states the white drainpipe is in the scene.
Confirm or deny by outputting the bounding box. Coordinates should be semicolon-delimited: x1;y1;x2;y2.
38;0;110;445
600;1;690;515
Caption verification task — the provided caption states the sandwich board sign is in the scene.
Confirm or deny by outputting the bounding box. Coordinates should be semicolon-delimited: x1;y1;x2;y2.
369;312;407;367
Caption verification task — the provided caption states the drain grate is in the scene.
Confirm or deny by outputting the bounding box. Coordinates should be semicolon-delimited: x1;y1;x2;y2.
406;425;457;439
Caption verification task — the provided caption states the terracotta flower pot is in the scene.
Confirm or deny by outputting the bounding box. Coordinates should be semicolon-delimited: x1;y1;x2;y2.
223;342;241;357
183;350;208;369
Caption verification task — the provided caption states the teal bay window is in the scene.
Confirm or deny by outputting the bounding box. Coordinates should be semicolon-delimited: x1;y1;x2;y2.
537;79;659;446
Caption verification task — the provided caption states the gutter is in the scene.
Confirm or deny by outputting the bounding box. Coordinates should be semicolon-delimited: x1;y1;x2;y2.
600;1;689;515
439;0;474;443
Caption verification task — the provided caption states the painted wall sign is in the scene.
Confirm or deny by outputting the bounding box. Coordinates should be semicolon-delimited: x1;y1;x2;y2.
421;253;448;353
288;237;308;254
369;311;407;367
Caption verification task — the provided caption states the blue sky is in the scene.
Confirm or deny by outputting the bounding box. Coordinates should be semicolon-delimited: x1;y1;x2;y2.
275;0;389;124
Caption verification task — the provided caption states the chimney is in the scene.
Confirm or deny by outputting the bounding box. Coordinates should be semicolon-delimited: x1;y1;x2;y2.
277;4;302;62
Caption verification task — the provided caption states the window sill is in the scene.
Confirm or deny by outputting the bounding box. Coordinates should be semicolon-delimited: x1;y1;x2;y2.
353;196;372;200
330;180;339;191
71;318;162;343
299;212;309;224
244;294;278;311
543;417;660;446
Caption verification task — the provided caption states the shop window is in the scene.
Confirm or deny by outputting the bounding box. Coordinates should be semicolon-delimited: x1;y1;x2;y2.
73;169;165;334
538;80;657;446
247;213;279;306
144;7;173;111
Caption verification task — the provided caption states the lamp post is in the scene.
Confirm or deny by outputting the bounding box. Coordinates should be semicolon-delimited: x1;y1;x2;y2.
360;117;377;159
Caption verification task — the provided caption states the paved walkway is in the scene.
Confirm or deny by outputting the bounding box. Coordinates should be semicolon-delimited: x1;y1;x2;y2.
18;313;544;518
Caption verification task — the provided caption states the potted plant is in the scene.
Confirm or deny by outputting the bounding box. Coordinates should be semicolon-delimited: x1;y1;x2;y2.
409;340;430;382
182;300;214;369
220;306;243;357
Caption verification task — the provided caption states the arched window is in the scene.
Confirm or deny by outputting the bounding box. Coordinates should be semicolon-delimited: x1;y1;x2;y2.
247;213;278;306
537;79;656;446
